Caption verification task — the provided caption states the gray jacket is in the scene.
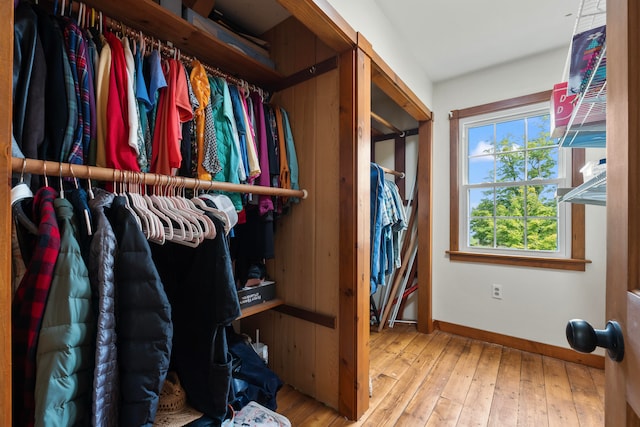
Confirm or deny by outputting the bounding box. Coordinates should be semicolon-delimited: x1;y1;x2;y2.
88;189;119;427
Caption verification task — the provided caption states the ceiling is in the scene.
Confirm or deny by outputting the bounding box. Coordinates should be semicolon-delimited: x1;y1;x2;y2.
374;0;581;82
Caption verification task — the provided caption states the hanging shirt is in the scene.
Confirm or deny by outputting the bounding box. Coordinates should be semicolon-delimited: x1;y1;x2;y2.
62;18;91;165
228;85;252;181
135;45;151;172
151;59;193;175
273;107;290;196
280;108;299;200
240;88;261;180
210;76;242;211
190;60;213;181
122;37;147;171
104;32;139;171
58;25;78;164
144;49;168;164
250;91;274;215
95;36;111;168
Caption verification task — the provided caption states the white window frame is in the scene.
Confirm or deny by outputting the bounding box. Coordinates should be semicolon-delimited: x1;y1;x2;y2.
458;101;572;259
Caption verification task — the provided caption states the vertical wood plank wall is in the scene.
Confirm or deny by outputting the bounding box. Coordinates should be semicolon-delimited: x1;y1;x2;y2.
241;17;344;410
1;0;13;423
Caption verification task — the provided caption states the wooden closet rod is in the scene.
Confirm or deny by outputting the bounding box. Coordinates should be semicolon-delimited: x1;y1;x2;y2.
11;157;308;199
371;111;405;136
379;165;405;179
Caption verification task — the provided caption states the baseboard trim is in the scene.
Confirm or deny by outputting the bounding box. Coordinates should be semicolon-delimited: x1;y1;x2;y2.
434;320;605;369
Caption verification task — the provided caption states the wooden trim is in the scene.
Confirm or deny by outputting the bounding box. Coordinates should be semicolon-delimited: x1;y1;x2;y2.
571;149;586;260
273;304;337;329
449;111;460;252
338;48;370;420
447;251;591;271
417;120;434;333
434;321;605;369
277;0;357;53
606;1;640;424
0;0;12;424
356;34;432;122
272;56;339;92
449;92;588;269
456;90;552;119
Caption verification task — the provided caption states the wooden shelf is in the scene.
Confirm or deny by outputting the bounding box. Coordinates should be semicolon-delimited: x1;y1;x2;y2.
81;0;284;90
238;298;285;319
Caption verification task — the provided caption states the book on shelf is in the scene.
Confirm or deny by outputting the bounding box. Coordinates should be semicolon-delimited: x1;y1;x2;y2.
568;24;606;95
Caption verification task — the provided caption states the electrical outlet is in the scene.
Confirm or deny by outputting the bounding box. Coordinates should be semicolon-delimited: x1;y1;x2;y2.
492;284;503;299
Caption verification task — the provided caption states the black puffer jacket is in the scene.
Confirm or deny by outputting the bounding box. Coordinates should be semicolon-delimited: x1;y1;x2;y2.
106;196;173;427
152;213;240;422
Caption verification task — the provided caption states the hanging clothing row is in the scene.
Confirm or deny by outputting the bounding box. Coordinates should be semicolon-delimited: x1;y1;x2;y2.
11;173;255;426
370;163;407;295
13;0;300;218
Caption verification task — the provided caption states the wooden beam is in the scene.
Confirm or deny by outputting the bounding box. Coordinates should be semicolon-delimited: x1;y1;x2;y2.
417;120;433;333
0;0;12;424
276;0;356;53
356;33;432;122
274;304;337;329
272;56;339;92
338;47;370;420
394;135;406;199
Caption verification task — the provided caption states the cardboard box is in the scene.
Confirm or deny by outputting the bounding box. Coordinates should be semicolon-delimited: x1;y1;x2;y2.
237;281;276;309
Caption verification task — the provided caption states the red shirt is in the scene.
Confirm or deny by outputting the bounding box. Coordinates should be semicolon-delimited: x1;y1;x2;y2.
151;59;193;175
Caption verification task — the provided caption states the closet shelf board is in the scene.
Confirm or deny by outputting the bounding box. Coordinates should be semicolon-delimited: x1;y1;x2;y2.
81;0;283;89
238;298;285;320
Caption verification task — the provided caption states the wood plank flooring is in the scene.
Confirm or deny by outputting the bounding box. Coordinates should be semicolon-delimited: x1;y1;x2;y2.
274;324;605;426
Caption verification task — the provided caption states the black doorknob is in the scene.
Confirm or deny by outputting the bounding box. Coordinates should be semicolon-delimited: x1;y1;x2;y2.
566;319;624;362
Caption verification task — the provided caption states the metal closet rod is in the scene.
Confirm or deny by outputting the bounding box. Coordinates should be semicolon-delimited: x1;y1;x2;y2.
11;157;308;199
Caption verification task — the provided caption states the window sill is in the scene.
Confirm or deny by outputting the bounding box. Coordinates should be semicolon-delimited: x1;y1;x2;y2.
446;251;591;271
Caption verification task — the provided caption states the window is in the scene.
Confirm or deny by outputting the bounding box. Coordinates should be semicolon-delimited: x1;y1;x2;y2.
449;91;589;271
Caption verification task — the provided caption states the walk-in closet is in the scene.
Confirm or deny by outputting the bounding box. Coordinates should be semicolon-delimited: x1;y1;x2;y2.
2;0;433;424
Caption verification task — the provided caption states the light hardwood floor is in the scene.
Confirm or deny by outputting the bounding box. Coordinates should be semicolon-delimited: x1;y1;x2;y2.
275;324;605;426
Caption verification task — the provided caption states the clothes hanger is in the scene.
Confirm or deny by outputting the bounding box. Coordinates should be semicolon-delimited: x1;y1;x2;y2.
143;174;174;243
149;175;186;242
135;172;164;244
11;159;38;236
166;177;202;247
115;170;142;231
123;171;152;239
69;164;93;236
188;181;218;239
178;178;215;240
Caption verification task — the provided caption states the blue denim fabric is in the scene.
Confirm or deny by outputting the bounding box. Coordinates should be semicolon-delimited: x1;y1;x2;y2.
370;163;385;294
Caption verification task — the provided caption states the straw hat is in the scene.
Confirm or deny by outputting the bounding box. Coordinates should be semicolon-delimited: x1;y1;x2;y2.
153;372;203;427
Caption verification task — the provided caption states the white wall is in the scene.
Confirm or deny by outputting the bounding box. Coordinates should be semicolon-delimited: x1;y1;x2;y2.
430;47;607;351
326;0;433;106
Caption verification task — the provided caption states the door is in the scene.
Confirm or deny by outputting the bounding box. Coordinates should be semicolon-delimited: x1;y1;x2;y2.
605;0;640;425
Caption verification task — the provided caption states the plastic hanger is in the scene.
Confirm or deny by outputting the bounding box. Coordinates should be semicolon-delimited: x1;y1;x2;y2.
149;175;186;242
133;172;164;244
178;178;215;240
143;174;173;243
165;177;202;247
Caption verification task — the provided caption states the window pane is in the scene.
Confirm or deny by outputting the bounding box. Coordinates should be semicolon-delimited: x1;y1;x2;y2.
468;124;494;158
496;119;525;150
469;217;495;248
527;147;558;180
496;152;525;182
468;155;494;184
527;115;554;149
526;219;558;251
496;218;524;249
526;185;558;217
495;186;525;218
469;188;494;217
